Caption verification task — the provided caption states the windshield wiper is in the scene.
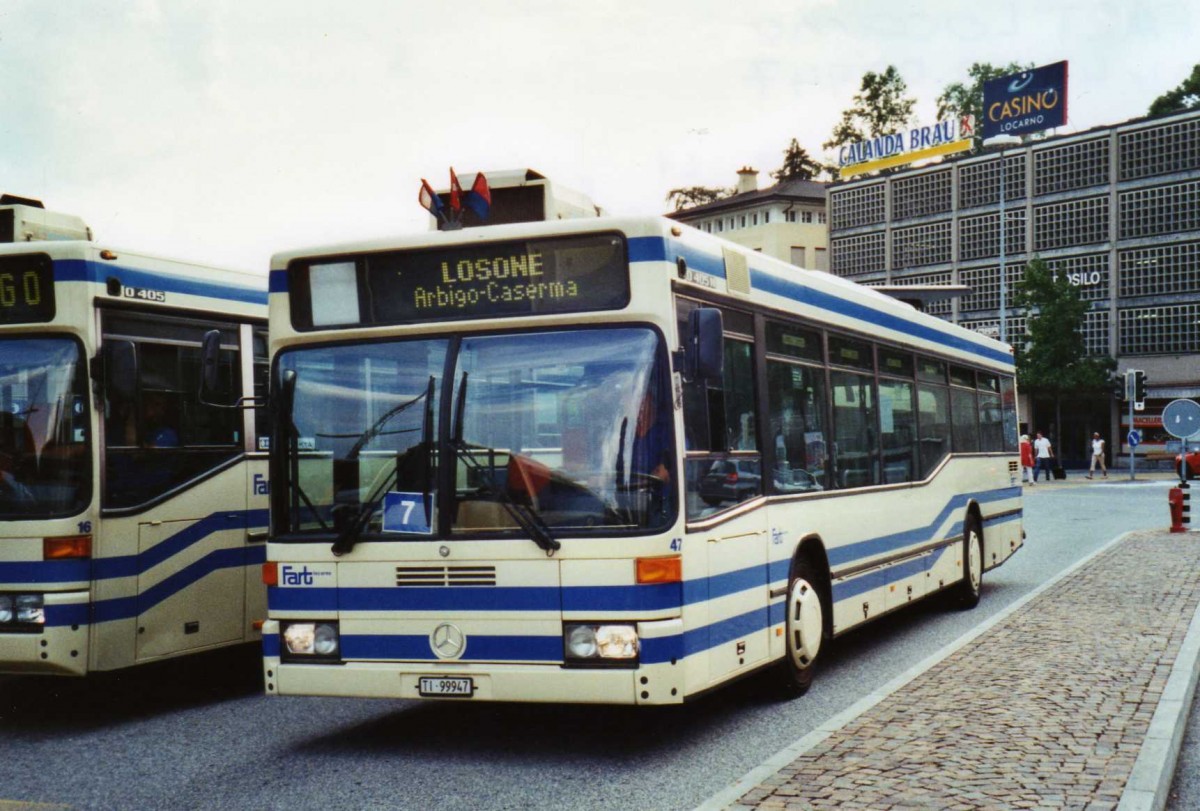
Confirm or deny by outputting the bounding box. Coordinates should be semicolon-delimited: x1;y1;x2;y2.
451;372;560;555
332;376;435;557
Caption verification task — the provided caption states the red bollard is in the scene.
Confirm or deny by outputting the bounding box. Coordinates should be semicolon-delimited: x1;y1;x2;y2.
1169;487;1187;533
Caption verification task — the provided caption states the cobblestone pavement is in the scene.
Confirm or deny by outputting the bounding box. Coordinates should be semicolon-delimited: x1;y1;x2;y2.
723;531;1200;811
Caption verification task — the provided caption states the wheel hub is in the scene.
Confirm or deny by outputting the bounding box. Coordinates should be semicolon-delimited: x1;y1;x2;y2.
787;577;823;669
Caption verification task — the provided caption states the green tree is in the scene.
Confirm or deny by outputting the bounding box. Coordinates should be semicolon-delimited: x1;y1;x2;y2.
823;66;917;153
936;61;1033;146
665;185;730;211
1013;258;1117;439
772;139;826;182
1149;64;1200;116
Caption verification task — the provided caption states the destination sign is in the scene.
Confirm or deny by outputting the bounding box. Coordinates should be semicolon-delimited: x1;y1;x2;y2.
0;254;55;324
290;233;629;329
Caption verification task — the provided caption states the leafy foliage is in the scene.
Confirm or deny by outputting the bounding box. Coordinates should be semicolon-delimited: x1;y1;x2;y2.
1149;64;1200;116
823;66;917;152
771;139;827;182
664;186;731;211
936;61;1033;145
1013;258;1117;398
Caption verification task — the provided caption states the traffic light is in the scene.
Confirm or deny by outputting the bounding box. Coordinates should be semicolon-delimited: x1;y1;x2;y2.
1134;370;1147;405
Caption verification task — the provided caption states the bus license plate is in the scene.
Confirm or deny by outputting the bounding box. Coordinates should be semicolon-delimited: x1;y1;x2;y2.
418;676;474;697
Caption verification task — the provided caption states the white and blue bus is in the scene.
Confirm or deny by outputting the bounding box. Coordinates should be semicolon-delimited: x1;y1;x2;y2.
261;184;1022;704
0;197;269;676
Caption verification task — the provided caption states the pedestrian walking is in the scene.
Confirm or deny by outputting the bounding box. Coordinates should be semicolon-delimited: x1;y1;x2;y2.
1086;432;1107;478
1033;431;1055;482
1020;434;1035;485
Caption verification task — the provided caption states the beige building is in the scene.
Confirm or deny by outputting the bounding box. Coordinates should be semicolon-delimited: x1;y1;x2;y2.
667;167;830;270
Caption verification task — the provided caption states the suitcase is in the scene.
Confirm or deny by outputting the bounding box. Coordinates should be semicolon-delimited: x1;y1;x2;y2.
1052;464;1066;480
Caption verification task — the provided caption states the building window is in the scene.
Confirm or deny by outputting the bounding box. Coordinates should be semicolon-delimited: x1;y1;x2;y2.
786;210;797;223
740;215;747;228
1033;138;1110;195
831;232;887;277
829;183;886;230
959;210;1027;261
1043;253;1109;303
801;211;814;224
1120;118;1200;181
892;221;953;269
791;247;806;267
1119;241;1200;298
1119;180;1200;239
764;211;770;224
1033;196;1109;251
817;212;827;224
814;247;828;271
958;263;1025;314
752;213;758;226
892;169;953;220
1119;304;1200;355
959;155;1025;209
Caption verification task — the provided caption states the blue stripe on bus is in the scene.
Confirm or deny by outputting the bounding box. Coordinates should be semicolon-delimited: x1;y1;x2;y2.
0;559;91;583
266;490;1020;616
7;510;270;627
826;487;1021;567
263;632;280;657
269;269;289;294
627;236;1014;368
53;259;268;306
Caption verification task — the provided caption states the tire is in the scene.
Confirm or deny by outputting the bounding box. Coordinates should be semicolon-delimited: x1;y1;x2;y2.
954;515;984;610
776;557;827;698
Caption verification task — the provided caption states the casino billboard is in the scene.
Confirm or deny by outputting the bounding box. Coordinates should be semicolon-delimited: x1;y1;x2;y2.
982;61;1069;140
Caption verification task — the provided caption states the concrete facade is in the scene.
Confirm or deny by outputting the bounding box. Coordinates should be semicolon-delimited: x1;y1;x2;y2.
827;108;1200;465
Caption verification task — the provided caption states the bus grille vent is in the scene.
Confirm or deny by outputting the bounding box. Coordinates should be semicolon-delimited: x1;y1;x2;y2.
395;566;497;587
723;248;752;296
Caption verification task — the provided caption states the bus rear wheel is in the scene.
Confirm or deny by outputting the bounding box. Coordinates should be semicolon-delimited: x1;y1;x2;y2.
954;515;983;610
777;557;825;697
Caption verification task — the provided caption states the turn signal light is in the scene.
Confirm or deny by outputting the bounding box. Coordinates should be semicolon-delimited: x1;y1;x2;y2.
262;563;278;586
43;535;92;560
636;555;682;584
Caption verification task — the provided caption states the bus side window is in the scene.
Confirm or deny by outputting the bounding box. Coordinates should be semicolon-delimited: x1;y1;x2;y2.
102;312;244;510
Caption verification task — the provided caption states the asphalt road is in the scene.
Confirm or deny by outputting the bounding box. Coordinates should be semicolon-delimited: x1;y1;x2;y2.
0;477;1175;811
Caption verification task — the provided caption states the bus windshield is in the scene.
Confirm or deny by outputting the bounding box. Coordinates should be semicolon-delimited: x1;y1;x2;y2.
0;337;91;518
276;327;676;541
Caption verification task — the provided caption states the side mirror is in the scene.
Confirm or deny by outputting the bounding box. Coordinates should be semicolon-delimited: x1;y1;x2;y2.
279;369;298;427
688;307;724;382
200;330;222;398
103;340;138;406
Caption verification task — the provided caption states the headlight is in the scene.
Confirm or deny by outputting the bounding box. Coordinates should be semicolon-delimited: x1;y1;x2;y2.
281;621;340;660
0;594;44;626
15;595;43;625
564;623;639;663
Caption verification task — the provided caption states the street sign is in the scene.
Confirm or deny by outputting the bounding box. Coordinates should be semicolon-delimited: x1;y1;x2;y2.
1162;398;1200;439
1127;430;1141;448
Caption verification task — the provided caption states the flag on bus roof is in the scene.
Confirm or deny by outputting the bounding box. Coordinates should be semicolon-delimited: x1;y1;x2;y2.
418;179;444;217
449;167;463;213
463;172;491;221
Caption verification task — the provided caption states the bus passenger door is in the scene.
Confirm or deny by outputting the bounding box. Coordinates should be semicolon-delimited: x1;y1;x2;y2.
135;513;246;660
705;511;770;685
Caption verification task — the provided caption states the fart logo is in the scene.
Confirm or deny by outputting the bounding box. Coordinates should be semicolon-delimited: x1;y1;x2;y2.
280;565;315;586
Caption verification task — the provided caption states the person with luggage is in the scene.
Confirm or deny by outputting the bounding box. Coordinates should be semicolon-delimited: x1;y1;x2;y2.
1086;432;1107;479
1033;431;1055;482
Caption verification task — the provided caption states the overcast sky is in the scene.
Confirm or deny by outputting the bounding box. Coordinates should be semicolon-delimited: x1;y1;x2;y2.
2;0;1197;272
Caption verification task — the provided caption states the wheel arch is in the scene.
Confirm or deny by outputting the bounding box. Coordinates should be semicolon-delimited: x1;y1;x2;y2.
790;534;832;636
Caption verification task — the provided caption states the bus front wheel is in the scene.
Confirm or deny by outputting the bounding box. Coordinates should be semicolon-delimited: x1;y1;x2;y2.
777;557;826;697
954;515;983;610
